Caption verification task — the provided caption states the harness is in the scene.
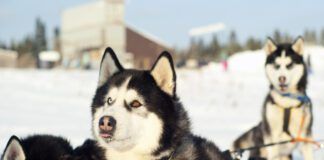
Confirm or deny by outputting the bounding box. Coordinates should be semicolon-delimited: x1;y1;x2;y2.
274;90;322;147
273;89;311;137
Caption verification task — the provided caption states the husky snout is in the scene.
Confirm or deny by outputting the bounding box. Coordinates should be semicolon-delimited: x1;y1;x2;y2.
279;76;286;84
99;116;116;139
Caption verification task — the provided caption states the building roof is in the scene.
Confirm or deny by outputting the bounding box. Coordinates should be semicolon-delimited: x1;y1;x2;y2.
126;24;171;49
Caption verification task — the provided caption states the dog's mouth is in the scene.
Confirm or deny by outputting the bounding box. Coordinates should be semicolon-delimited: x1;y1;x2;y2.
279;84;288;91
99;130;131;143
99;130;114;142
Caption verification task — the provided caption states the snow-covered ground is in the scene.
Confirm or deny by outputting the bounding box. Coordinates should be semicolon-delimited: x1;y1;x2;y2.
1;48;324;159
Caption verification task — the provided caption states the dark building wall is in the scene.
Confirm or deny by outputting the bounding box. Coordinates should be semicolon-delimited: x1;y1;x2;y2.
126;27;170;69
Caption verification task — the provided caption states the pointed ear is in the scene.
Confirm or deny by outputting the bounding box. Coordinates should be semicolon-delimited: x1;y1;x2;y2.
2;136;26;160
263;37;277;55
98;47;124;87
150;51;176;96
292;36;304;55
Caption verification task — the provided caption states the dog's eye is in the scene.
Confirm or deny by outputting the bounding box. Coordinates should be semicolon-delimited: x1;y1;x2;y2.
107;97;113;105
287;63;294;70
274;64;280;70
130;100;142;108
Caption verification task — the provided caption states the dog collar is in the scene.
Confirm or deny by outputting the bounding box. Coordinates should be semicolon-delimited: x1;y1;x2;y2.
274;89;311;104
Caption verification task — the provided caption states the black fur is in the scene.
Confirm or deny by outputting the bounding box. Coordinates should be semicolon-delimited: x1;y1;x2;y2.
63;139;105;160
233;123;265;159
1;135;105;160
262;95;272;135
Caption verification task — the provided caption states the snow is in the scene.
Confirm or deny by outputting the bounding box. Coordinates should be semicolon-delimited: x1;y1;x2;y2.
228;50;266;74
39;51;61;62
1;47;324;159
305;46;324;74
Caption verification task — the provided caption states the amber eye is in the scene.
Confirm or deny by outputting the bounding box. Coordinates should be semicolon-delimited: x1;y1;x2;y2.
107;97;113;105
130;100;142;108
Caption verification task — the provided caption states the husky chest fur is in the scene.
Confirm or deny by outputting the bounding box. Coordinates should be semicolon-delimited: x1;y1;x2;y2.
233;37;313;160
91;48;226;160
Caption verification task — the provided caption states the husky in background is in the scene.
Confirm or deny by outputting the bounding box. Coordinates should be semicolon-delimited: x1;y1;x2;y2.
1;135;105;160
233;37;313;160
91;48;226;160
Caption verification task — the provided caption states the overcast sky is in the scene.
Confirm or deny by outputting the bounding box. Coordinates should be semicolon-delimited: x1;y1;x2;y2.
1;0;324;48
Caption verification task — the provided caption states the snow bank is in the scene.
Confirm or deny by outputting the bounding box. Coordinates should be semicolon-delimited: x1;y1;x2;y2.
228;50;266;74
226;46;324;75
305;46;324;74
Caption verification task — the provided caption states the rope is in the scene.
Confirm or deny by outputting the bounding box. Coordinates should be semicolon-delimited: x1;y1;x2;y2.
229;138;324;160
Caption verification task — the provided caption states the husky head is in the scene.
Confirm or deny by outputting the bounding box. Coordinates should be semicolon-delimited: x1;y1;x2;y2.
2;135;74;160
2;136;26;160
91;48;189;155
264;37;307;93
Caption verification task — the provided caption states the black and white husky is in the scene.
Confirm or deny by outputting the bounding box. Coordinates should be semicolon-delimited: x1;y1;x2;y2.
1;135;105;160
233;37;313;160
91;48;227;160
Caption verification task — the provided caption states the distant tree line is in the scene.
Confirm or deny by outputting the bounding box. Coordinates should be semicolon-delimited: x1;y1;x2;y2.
1;20;324;63
0;17;48;59
180;28;324;62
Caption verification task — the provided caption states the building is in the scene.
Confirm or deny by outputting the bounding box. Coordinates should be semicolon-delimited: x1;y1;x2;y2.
61;0;170;69
0;49;18;68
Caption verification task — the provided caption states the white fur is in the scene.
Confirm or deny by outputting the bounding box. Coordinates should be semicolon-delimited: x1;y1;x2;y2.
105;113;163;160
264;39;277;55
3;138;25;160
270;91;301;108
292;38;304;55
151;56;174;96
92;76;164;160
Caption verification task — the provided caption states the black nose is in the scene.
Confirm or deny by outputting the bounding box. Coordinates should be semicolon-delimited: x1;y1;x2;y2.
279;76;286;83
99;116;116;131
